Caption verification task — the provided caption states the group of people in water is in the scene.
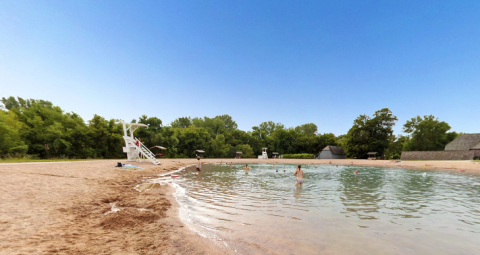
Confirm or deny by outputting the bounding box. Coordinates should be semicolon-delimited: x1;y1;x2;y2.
196;158;366;185
242;164;305;186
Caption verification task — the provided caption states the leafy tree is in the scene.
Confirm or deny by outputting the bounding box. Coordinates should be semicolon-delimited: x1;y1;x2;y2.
344;108;397;158
295;123;318;136
170;117;192;128
0;110;28;155
252;121;285;138
384;135;408;159
271;128;297;154
174;127;212;158
403;115;458;151
209;134;232;158
192;117;226;137
215;114;238;130
87;115;124;158
237;144;254;158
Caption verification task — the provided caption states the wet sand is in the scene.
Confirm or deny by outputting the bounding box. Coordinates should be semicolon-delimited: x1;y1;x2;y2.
1;158;479;254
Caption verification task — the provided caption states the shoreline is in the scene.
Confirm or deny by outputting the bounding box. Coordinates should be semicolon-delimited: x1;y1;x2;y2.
2;158;480;254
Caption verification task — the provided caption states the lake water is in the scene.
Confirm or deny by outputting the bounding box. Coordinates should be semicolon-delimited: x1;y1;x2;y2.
169;163;480;254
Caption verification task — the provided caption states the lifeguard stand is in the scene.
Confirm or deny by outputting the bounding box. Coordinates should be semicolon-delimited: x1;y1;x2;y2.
258;147;268;159
122;122;161;165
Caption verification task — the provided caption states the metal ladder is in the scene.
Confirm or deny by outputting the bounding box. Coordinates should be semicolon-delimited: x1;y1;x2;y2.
133;138;161;165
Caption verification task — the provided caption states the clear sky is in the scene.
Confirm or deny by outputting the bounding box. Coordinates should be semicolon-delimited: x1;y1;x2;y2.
1;0;479;135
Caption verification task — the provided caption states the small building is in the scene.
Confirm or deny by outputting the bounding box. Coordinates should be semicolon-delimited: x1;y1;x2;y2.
236;151;242;159
318;145;346;159
272;152;279;158
402;133;480;160
367;152;378;159
445;133;480;158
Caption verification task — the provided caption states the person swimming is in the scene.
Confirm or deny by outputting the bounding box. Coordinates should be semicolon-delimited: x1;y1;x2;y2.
354;170;358;175
294;165;304;186
276;168;278;172
244;164;249;173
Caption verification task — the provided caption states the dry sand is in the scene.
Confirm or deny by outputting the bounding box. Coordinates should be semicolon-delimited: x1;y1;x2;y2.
1;158;479;254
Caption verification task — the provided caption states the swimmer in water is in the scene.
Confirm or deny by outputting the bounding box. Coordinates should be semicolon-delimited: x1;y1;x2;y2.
294;165;304;186
284;169;286;173
354;170;358;175
244;164;249;173
276;168;278;172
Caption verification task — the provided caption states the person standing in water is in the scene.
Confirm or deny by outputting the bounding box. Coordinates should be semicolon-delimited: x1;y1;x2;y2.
196;156;202;175
294;165;304;186
244;164;250;173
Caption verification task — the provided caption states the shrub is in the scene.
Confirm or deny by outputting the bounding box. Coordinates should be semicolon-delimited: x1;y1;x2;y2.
282;153;314;159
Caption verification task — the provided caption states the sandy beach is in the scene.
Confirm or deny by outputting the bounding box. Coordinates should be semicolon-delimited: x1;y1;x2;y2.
1;158;480;254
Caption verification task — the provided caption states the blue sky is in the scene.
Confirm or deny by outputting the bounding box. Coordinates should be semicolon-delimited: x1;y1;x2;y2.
1;0;479;135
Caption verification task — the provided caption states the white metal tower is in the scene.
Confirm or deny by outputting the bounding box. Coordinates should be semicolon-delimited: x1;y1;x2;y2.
122;122;161;165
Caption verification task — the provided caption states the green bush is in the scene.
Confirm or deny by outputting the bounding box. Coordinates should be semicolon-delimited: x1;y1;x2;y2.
282;153;314;159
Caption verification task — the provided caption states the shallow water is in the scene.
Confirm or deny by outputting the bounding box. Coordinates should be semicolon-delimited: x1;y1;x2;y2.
170;163;480;254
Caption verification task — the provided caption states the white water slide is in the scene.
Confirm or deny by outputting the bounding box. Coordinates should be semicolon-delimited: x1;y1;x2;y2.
121;122;161;165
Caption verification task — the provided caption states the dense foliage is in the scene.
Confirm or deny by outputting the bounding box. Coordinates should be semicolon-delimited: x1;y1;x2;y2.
343;108;398;159
402;115;459;151
0;97;462;160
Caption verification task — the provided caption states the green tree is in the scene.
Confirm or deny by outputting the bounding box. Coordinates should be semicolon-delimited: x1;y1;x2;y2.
0;110;28;155
170;117;192;128
295;123;318;136
384;135;408;159
344;108;398;158
215;114;238;130
237;144;254;158
174;127;212;158
403;115;458;151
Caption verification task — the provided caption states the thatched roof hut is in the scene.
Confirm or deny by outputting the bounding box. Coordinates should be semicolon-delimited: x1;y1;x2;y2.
445;133;480;151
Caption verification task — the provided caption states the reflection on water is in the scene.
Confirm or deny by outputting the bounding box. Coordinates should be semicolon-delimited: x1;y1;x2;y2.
170;163;480;254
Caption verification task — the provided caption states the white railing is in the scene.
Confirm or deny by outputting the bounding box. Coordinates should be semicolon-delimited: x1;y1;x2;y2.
133;137;161;165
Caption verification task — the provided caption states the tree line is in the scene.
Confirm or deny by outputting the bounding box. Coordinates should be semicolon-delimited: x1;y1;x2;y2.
0;97;460;159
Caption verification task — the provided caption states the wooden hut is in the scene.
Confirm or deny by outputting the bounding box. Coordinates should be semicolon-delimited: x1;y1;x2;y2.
318;145;346;159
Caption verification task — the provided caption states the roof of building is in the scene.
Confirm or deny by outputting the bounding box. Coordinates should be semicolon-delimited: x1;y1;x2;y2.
321;145;345;155
150;146;166;150
236;151;243;154
195;150;205;153
445;133;480;151
367;152;378;155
